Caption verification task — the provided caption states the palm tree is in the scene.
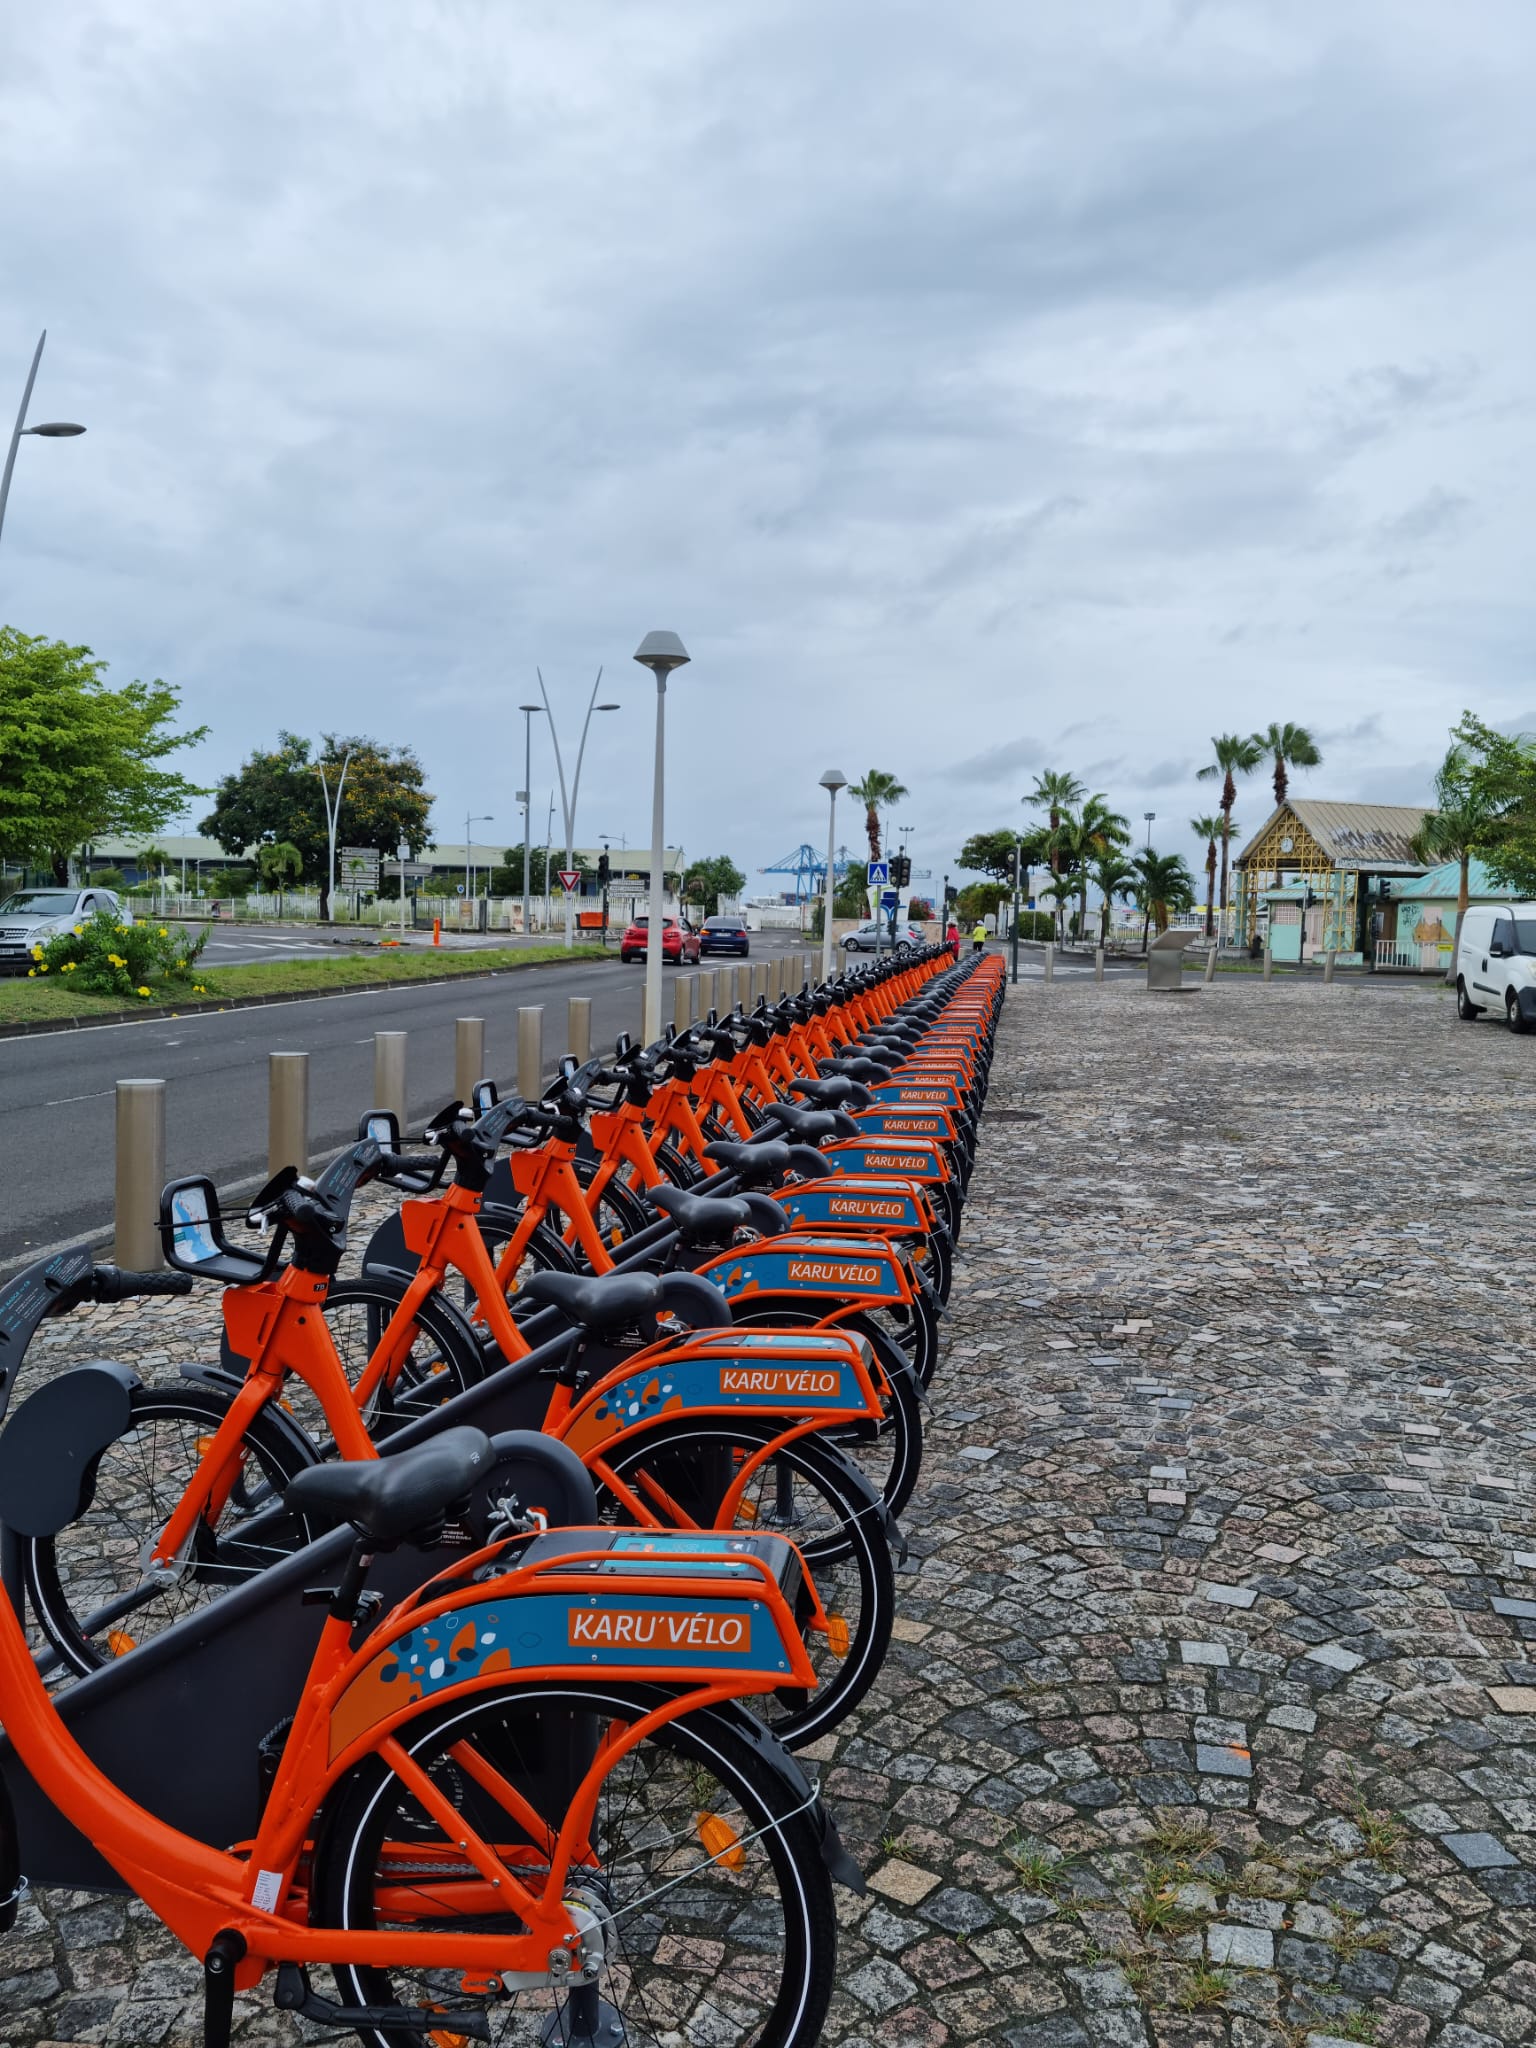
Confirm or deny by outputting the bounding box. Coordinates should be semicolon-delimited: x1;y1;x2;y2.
848;772;909;864
1054;796;1129;937
1089;852;1138;943
1190;813;1229;939
1411;744;1498;981
1196;733;1264;939
1038;869;1077;944
1255;721;1322;808
1027;771;1087;874
1133;849;1195;951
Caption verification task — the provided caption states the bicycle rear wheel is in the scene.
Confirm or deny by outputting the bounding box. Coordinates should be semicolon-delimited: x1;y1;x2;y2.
24;1384;317;1677
312;1682;836;2048
600;1420;894;1747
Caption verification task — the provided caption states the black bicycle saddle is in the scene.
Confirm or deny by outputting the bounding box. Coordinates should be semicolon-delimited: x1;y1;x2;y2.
285;1428;492;1547
650;1184;789;1246
759;1103;859;1145
517;1268;731;1334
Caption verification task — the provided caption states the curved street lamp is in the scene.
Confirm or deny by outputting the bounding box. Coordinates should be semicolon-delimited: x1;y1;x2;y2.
633;631;690;1042
535;669;622;947
819;770;847;979
0;330;86;552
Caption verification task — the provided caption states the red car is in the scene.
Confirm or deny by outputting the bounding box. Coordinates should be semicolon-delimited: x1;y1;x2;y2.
619;916;702;964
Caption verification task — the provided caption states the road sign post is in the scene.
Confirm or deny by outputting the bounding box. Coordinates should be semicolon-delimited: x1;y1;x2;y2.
867;861;888;960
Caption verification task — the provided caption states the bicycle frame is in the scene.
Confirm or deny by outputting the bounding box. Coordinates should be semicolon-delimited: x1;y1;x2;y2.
0;1527;815;1989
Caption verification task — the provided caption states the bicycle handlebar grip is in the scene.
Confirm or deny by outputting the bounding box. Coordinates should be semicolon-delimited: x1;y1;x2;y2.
91;1266;195;1303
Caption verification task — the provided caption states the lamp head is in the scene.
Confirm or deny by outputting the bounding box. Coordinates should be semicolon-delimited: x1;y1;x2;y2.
819;769;847;794
633;630;690;675
519;703;541;713
597;702;621;711
24;422;85;437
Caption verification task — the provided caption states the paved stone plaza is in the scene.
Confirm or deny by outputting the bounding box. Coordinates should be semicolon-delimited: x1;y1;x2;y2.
7;971;1536;2048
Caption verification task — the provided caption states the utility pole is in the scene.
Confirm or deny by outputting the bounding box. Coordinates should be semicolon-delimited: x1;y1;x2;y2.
1011;839;1021;984
315;749;352;924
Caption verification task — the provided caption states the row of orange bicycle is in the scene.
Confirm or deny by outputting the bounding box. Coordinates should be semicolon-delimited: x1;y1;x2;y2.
0;943;1004;2048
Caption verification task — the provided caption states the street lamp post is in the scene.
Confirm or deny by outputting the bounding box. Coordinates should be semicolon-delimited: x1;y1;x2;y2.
464;813;493;924
819;770;847;980
1144;811;1156;851
518;703;540;934
536;669;621;948
633;631;690;1043
315;749;353;924
0;331;85;553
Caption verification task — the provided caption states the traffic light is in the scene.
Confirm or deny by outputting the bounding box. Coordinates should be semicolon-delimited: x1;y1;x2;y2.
890;854;911;889
597;851;611;886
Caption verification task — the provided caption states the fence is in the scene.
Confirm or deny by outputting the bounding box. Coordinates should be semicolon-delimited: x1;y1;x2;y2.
1374;939;1444;973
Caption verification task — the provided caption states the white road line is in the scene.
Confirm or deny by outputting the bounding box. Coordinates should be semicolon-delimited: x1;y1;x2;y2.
45;1090;114;1106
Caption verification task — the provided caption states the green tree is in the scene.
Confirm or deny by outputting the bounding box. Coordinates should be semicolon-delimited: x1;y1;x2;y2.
1189;813;1229;940
1196;732;1264;934
0;627;207;881
1026;771;1087;874
1410;742;1501;978
1133;849;1195;949
490;844;556;898
957;827;1051;886
200;730;433;916
1254;720;1322;808
1088;851;1138;943
1055;796;1129;936
681;854;747;918
847;772;909;863
956;881;1007;926
256;840;304;917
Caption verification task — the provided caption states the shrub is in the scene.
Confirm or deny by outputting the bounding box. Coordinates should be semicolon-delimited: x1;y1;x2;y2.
32;909;213;1000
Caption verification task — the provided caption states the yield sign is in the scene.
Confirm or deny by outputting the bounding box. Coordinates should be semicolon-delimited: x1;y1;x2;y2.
558;868;582;893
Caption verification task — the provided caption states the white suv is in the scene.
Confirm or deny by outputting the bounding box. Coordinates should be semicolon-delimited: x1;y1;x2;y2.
1456;903;1536;1032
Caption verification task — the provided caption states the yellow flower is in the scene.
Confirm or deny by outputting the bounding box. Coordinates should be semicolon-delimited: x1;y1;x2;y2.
30;945;42;960
27;969;35;978
72;925;82;935
38;964;48;974
158;926;168;938
136;985;150;996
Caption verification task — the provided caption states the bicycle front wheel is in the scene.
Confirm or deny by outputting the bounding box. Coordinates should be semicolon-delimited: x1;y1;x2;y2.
25;1384;317;1677
312;1681;837;2048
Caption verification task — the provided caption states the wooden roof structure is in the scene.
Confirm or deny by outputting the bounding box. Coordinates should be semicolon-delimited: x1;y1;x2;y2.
1234;801;1430;877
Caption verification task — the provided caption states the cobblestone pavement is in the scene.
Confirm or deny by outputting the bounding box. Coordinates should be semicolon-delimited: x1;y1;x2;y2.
9;974;1536;2048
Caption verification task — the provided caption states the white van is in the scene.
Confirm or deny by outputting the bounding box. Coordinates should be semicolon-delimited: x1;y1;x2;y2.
1455;903;1536;1031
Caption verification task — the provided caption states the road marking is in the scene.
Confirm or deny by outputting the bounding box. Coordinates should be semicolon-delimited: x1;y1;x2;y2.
45;1090;114;1107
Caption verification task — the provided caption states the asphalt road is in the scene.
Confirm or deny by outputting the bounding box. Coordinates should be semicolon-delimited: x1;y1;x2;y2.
0;932;813;1272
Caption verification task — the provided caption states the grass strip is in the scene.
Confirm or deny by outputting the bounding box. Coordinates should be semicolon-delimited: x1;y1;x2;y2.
0;942;592;1030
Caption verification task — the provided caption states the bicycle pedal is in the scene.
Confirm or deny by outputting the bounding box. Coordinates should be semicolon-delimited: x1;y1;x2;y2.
274;1963;491;2038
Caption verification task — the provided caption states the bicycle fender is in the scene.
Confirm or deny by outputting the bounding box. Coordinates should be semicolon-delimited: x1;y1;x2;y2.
692;1696;866;1895
178;1363;323;1472
0;1361;140;1539
358;1207;417;1282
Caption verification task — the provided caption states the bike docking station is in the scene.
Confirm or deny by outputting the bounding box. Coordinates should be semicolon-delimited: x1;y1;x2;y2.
0;942;1007;2048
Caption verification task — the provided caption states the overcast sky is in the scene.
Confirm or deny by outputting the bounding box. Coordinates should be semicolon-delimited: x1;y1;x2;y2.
3;0;1533;899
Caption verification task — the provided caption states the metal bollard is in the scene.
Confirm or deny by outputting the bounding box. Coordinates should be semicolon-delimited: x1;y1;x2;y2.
518;1006;544;1099
114;1078;166;1270
674;973;693;1035
454;1018;485;1106
1044;943;1054;986
735;964;752;1010
752;962;769;1006
1094;946;1104;984
267;1052;309;1178
1263;944;1274;982
374;1032;407;1122
1204;945;1218;985
1324;948;1337;983
567;995;592;1064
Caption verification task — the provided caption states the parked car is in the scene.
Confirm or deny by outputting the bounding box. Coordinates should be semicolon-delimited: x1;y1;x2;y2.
842;920;923;954
1455;903;1536;1031
699;915;750;957
0;886;122;975
619;916;702;965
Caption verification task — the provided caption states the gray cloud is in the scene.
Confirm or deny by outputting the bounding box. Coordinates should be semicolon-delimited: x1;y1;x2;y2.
2;0;1532;901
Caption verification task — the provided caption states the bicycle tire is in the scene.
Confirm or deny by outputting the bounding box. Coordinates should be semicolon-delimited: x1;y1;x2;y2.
25;1384;319;1678
312;1681;836;2048
723;1305;925;1520
317;1278;486;1440
599;1418;894;1747
653;1137;706;1187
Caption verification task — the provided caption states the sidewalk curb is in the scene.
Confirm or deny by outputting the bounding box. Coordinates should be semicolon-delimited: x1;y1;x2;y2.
0;951;615;1041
